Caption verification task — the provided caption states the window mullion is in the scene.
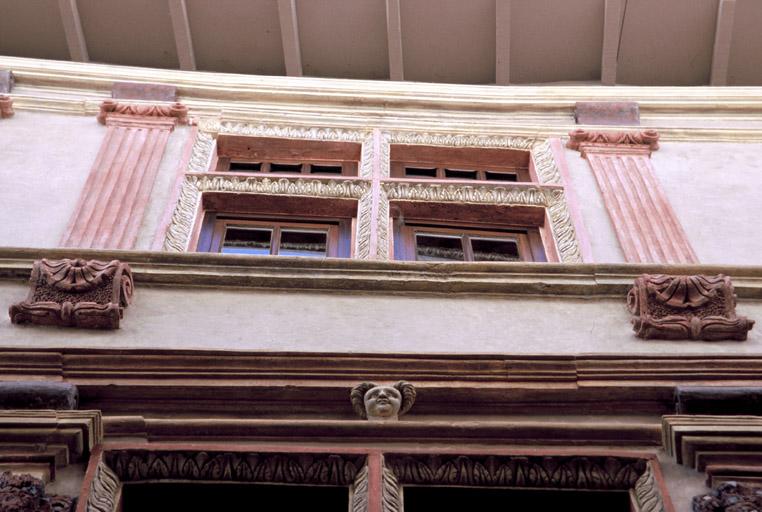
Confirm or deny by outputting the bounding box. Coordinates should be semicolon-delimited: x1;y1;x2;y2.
463;235;474;261
271;226;281;255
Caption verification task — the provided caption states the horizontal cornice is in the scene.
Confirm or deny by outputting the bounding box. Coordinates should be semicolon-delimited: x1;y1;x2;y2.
1;247;761;299
3;57;762;142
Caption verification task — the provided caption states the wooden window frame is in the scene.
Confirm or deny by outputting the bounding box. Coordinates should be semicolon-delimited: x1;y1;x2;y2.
390;162;530;182
197;214;351;258
395;220;545;262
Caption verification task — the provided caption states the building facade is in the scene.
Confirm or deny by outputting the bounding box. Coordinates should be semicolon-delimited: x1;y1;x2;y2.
1;2;762;510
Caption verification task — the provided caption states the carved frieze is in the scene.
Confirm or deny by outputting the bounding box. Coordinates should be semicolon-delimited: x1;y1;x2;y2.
693;482;762;512
0;472;75;512
9;259;133;330
350;381;416;422
0;95;13;119
628;274;754;341
97;99;188;125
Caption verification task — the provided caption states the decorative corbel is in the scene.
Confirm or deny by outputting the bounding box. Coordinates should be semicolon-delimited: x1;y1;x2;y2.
628;274;754;341
9;259;133;330
350;381;416;422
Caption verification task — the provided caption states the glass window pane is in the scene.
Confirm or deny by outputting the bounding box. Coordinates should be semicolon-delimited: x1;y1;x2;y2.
415;234;465;261
444;168;478;180
279;230;328;257
221;227;272;255
471;237;520;262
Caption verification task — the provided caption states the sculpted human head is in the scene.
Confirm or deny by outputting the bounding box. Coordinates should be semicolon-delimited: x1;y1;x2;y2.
351;381;416;422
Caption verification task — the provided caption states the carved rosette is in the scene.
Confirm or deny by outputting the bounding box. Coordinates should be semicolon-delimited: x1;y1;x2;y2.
0;472;76;512
693;481;762;512
628;274;754;341
0;95;13;119
9;259;133;330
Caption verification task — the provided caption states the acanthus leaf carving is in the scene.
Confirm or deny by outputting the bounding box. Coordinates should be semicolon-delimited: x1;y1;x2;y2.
9;259;133;330
0;472;76;512
97;99;188;125
566;129;660;151
628;274;755;341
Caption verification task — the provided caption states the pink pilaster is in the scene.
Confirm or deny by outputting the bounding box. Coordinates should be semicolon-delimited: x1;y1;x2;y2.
61;100;188;249
567;129;697;264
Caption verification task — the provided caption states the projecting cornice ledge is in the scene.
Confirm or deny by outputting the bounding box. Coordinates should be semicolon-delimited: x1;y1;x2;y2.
1;248;762;299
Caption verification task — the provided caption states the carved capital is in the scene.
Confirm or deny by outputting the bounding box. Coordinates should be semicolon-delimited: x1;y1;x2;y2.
0;95;14;119
97;99;188;126
0;472;75;512
566;129;659;154
628;274;754;341
9;259;133;330
350;381;416;421
693;482;762;512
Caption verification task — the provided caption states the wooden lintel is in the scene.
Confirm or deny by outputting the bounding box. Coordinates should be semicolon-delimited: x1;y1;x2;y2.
710;0;737;86
168;0;197;71
495;0;511;85
601;0;625;86
57;0;89;62
385;0;404;81
277;0;303;77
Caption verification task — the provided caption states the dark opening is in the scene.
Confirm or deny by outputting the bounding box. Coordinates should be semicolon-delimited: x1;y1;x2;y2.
415;233;465;261
310;164;343;175
222;227;272;255
229;161;262;172
121;482;349;512
444;168;478;180
404;487;630;512
470;237;520;262
405;167;437;178
485;171;518;182
270;162;303;173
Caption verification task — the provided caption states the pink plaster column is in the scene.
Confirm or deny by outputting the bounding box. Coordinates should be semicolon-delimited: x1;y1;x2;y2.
567;129;698;264
61;100;188;249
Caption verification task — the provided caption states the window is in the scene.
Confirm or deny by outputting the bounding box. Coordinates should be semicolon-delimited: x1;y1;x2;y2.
215;136;360;176
390;144;533;182
205;217;344;258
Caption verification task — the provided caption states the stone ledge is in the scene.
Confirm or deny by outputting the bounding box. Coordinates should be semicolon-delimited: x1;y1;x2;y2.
1;247;762;298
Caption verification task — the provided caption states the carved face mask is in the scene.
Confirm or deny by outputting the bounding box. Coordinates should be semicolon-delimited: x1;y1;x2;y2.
364;385;402;421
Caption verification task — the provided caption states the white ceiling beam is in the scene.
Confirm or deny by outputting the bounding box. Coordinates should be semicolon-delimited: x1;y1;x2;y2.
168;0;196;71
57;0;89;62
277;0;303;77
385;0;404;81
601;0;625;86
710;0;737;86
495;0;511;85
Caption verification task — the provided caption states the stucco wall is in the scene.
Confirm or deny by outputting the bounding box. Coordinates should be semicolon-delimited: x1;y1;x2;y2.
0;111;190;250
1;282;760;355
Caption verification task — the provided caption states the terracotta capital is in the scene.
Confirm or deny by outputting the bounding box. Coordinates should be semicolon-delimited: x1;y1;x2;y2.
566;128;659;154
97;99;188;126
0;95;14;119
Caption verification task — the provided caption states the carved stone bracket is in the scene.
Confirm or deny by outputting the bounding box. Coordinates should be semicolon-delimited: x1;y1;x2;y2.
0;472;75;512
628;274;754;341
9;259;133;330
693;481;762;512
0;95;13;119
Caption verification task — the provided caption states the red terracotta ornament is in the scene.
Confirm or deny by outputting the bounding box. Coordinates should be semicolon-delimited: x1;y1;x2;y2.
9;259;133;330
0;95;14;119
628;274;754;341
96;99;188;125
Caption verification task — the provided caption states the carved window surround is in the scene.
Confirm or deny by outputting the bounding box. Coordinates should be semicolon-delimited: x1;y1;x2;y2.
80;445;672;512
61;100;188;250
160;119;584;263
567;129;697;264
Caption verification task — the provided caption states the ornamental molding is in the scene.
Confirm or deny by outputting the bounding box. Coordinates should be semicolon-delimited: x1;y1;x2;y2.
97;99;188;125
0;95;13;118
628;274;755;341
0;472;75;512
162;174;369;252
84;460;119;512
9;259;133;330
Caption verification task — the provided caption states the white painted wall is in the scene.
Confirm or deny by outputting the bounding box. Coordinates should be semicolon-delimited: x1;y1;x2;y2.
0;111;190;250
